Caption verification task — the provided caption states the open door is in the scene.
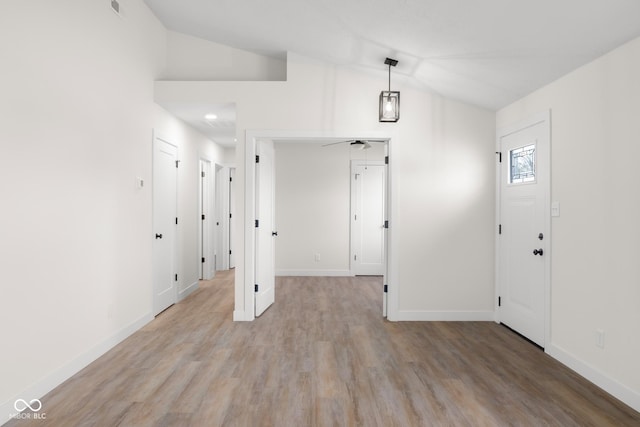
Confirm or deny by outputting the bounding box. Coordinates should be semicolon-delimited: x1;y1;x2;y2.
255;141;276;316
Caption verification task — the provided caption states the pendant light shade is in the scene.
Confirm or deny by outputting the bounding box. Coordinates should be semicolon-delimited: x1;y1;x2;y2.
379;58;399;122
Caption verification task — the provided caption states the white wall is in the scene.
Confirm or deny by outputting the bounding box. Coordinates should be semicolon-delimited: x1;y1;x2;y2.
274;142;385;275
0;1;224;422
161;30;286;81
155;54;497;322
497;36;640;410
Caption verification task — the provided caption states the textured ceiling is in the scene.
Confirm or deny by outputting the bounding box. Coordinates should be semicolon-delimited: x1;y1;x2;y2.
145;0;640;144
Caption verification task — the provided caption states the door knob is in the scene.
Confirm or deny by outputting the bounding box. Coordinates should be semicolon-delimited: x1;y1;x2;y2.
533;248;543;256
272;231;278;236
155;233;163;239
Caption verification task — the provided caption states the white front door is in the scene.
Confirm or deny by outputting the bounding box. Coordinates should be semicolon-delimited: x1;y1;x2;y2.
255;141;275;316
351;161;386;276
152;137;177;315
498;112;550;347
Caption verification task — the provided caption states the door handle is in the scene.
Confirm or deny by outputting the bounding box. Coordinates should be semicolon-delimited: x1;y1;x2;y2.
155;233;163;239
533;248;543;256
272;231;278;237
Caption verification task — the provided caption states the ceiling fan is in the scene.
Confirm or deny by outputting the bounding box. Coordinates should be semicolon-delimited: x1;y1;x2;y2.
321;139;387;150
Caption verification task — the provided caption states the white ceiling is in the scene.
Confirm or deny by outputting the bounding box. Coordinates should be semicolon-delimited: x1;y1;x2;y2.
145;0;640;144
162;101;237;147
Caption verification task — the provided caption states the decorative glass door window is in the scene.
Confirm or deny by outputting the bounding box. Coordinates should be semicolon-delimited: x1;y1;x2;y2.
509;144;536;183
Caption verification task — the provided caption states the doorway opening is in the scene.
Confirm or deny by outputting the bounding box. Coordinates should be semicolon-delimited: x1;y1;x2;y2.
239;132;395;322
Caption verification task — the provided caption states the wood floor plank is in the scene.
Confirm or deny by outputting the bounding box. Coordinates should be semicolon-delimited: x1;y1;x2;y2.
5;270;640;427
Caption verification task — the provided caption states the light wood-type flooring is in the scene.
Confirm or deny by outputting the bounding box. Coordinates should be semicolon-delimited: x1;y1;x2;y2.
7;270;640;426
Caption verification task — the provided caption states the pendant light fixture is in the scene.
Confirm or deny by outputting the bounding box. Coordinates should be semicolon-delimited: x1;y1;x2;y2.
379;57;399;122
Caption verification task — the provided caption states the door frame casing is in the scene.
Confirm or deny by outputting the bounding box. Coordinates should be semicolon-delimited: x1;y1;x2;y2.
495;110;552;348
238;130;398;322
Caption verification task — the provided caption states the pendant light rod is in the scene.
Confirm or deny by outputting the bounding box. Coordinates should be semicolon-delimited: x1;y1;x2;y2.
384;57;398;91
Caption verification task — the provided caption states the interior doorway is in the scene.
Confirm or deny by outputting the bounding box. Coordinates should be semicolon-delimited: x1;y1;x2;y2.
240;134;393;322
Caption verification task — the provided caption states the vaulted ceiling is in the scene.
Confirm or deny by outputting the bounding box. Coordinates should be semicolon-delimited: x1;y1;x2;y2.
146;0;640;110
145;0;640;145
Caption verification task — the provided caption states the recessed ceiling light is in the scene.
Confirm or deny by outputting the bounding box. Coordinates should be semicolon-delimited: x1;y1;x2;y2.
204;113;217;120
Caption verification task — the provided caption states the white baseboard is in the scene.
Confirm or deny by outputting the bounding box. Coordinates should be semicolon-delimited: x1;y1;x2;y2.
233;310;251;321
275;269;353;277
178;281;199;301
546;343;640;412
0;313;153;426
395;310;495;321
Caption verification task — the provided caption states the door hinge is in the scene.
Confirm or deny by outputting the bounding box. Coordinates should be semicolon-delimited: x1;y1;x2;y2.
384;284;388;293
175;160;180;168
230;176;233;182
498;296;502;307
229;213;232;219
255;284;259;292
498;224;502;235
229;250;232;255
495;151;502;163
202;257;205;263
175;274;178;282
255;155;260;163
255;219;259;228
354;254;357;261
175;217;178;225
384;220;389;229
201;171;205;178
385;155;389;165
202;214;205;220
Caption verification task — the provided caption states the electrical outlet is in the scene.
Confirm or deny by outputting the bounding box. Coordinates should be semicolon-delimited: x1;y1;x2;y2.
595;329;605;349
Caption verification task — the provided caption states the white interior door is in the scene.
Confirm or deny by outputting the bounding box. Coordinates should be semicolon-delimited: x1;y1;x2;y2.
199;159;213;280
498;113;550;347
152;137;177;316
255;142;275;316
351;161;386;276
229;167;236;269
